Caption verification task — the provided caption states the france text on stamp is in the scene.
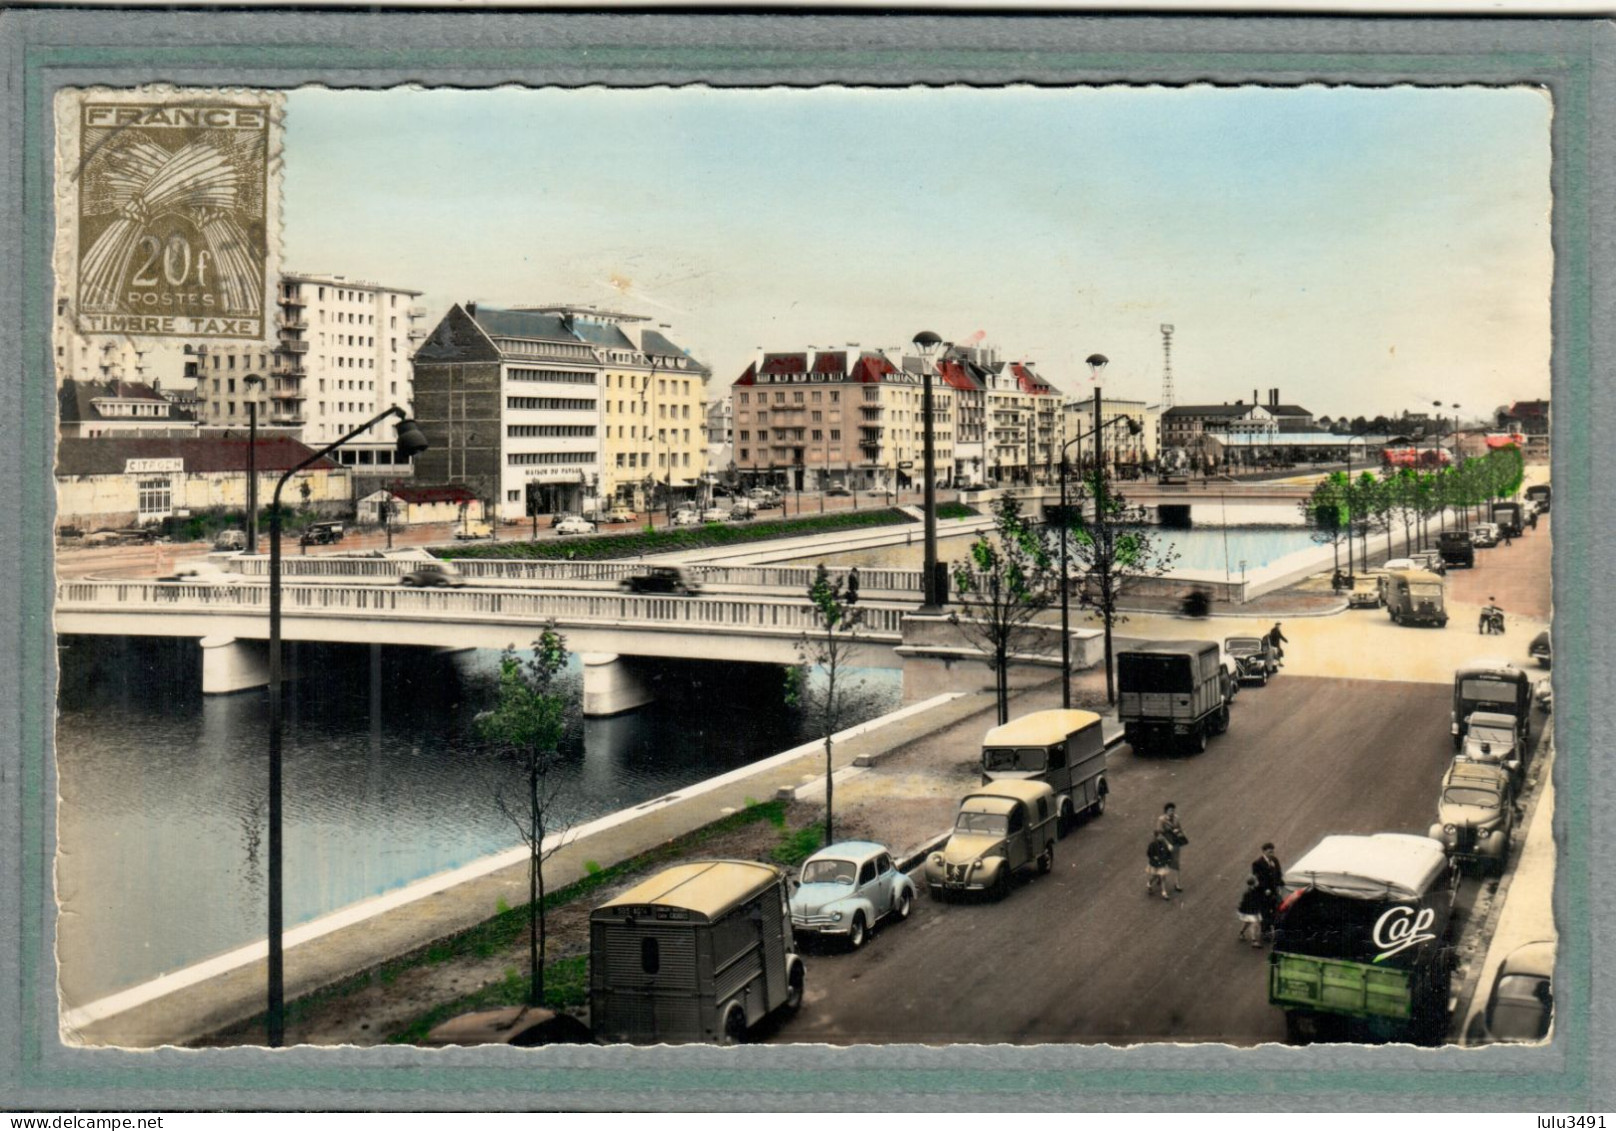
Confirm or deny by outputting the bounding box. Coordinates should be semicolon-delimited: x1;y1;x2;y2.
60;89;282;340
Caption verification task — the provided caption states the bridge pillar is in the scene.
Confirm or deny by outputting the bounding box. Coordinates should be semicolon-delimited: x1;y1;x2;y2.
581;653;656;717
199;635;269;695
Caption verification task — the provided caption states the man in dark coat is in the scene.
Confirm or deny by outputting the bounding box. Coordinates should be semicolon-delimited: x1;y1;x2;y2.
1251;842;1284;939
846;566;861;605
1267;622;1289;664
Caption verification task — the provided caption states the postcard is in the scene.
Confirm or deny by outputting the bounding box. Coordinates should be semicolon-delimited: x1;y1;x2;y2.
7;12;1608;1114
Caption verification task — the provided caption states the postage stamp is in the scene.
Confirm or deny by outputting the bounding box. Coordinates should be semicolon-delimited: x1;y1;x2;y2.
56;87;282;340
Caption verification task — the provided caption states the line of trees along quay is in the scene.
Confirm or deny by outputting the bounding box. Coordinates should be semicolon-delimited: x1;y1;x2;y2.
1303;444;1527;574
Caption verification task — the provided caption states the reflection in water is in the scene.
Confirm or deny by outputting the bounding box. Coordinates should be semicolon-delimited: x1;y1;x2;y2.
55;638;898;1004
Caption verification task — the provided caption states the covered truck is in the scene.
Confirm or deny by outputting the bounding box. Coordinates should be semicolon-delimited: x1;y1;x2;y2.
1269;833;1460;1045
589;860;804;1045
1116;640;1230;755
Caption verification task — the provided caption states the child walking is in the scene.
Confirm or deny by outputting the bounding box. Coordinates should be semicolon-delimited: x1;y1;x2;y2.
1238;875;1265;947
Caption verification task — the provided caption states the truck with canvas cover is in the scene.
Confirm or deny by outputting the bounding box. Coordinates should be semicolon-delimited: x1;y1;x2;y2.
1269;833;1459;1045
1451;661;1532;750
588;860;804;1045
981;709;1109;833
1116;640;1230;755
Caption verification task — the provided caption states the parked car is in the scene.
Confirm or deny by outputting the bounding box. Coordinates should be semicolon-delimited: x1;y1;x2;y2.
1457;709;1525;785
670;507;701;527
1471;522;1500;548
213;529;248;552
826;485;853;497
1410;549;1447;576
1380;557;1417;575
422;1006;595;1048
1429;760;1516;874
1529;630;1551;668
548;512;576;527
700;506;730;523
1476;940;1555;1043
924;779;1058;900
727;507;754;522
1534;678;1554;713
454;521;495;540
400;561;467;588
603;506;638;524
789;841;915;950
555;516;597;537
1225;635;1280;685
620;566;703;596
1346;573;1383;609
56;525;84;541
589;860;803;1045
301;520;344;546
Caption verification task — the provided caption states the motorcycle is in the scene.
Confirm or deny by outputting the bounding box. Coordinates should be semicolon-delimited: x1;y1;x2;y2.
1479;606;1506;635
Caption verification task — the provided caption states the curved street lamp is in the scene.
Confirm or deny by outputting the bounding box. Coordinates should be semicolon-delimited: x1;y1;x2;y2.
265;406;428;1046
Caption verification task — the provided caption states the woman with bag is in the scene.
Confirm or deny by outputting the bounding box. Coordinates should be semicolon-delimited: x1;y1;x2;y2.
1155;802;1188;892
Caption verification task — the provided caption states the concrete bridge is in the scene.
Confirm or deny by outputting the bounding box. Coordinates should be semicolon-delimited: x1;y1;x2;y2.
55;577;1106;715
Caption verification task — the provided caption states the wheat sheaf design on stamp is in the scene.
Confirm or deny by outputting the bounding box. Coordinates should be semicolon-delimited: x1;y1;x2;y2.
71;95;279;340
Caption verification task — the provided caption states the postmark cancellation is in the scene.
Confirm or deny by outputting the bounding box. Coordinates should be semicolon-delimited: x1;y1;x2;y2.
56;88;283;341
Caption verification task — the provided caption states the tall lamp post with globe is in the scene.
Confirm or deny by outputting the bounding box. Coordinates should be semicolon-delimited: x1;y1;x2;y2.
911;330;949;609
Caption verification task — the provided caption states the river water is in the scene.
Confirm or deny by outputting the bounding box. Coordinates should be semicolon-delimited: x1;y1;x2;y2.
54;637;898;1004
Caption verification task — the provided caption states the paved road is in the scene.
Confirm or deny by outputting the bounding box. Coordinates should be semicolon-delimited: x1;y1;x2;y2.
775;673;1527;1045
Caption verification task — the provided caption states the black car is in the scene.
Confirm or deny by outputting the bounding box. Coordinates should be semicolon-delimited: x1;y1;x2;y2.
826;486;853;497
620;566;703;596
1529;630;1551;668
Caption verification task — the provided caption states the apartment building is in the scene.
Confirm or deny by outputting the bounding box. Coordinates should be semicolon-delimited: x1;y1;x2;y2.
1061;394;1150;471
982;360;1059;485
410;303;708;520
54;298;156;387
731;349;954;491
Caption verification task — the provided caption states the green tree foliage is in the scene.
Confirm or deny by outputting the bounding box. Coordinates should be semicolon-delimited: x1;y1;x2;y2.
475;627;571;1007
950;496;1057;725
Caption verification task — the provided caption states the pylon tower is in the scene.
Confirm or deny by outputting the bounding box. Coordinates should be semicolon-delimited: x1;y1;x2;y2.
1160;324;1176;408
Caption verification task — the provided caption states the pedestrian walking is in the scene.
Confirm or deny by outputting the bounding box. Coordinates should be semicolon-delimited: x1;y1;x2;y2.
846;565;860;605
1529;511;1539;531
1155;803;1188;892
1251;842;1284;940
1238;876;1265;946
1146;832;1175;900
1267;622;1288;665
1502;526;1514;547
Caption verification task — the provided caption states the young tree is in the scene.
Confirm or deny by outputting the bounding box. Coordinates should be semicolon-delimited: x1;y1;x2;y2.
787;564;865;847
475;628;572;1008
949;496;1058;725
1388;467;1421;557
1062;470;1181;704
1302;472;1352;579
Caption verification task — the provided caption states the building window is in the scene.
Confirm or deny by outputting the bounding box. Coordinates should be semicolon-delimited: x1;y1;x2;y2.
740;449;749;460
136;477;172;520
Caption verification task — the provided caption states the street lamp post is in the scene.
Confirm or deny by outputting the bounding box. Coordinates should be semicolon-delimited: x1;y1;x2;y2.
1057;402;1140;706
265;406;428;1046
243;375;264;552
912;331;946;609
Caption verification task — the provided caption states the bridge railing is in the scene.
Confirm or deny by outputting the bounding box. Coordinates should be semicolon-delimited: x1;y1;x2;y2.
225;556;928;593
55;580;909;639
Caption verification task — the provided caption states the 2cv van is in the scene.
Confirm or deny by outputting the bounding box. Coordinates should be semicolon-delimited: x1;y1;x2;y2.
1382;569;1448;627
588;859;804;1045
924;779;1059;901
1452;661;1532;750
980;709;1109;833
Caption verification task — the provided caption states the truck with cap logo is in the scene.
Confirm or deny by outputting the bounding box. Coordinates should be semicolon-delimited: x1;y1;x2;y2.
1268;833;1460;1045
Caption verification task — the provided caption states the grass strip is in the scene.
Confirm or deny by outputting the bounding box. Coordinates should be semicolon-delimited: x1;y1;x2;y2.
438;506;979;563
209;799;791;1042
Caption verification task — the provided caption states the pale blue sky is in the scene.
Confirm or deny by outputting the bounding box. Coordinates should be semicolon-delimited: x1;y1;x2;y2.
284;85;1551;419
